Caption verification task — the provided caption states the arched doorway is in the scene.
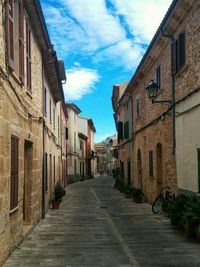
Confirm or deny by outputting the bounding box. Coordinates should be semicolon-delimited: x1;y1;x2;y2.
156;143;163;194
137;149;142;190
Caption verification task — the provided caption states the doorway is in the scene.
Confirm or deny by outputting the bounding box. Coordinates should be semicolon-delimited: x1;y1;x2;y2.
23;141;33;225
137;149;142;190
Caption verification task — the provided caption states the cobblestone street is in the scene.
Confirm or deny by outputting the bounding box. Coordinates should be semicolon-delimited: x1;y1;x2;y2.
3;176;200;267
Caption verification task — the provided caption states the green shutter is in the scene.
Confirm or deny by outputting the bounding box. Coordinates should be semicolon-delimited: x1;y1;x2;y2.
74;159;77;175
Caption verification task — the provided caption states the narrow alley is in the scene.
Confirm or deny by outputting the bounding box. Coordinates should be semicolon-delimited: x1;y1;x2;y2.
3;176;200;267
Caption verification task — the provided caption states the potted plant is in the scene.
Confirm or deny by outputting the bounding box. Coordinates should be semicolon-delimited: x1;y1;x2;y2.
124;185;132;198
51;182;63;209
132;188;143;203
181;195;200;237
166;194;188;228
195;224;200;241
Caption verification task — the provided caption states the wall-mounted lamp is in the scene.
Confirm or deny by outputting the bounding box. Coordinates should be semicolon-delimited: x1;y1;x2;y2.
146;80;172;104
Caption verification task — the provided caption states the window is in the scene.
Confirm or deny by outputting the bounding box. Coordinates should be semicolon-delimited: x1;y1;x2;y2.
10;135;19;211
156;65;161;89
44;88;47;115
80;140;83;150
49;99;52;123
45;153;48;191
171;32;185;74
178;32;185;70
65;127;68;140
74;159;77;175
118;121;123;140
149;151;153;177
53;156;55;186
124;121;129;139
58;115;60;144
25;20;31;91
136;96;140;116
5;0;15;69
18;0;24;81
74;132;76;152
53;108;55;129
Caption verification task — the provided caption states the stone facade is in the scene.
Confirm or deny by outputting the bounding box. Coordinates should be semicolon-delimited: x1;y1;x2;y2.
0;2;43;264
0;1;66;264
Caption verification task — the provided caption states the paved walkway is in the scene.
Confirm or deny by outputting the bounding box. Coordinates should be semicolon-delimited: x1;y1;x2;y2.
3;176;200;267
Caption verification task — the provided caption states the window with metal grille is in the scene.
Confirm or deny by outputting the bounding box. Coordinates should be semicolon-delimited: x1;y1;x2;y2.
149;151;153;177
10;135;19;211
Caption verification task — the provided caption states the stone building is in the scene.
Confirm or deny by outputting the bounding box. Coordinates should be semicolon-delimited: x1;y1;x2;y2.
66;103;81;183
168;0;200;194
43;61;66;215
112;82;128;182
94;134;118;175
0;0;66;264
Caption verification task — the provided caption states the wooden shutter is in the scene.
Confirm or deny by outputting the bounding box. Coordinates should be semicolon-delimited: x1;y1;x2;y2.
5;0;15;70
26;21;31;91
124;121;129;140
19;0;24;81
171;39;177;75
178;32;185;70
118;121;123;140
149;151;153;177
10;135;19;211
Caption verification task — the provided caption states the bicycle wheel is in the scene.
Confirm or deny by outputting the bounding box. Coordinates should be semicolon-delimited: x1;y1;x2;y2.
152;195;163;213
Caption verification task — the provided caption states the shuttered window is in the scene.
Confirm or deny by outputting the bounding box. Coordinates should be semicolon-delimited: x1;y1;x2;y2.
117;121;123;140
18;0;24;81
136;95;140;116
149;151;153;177
26;20;31;91
6;0;15;70
124;121;129;140
171;32;185;74
10;135;19;211
65;127;68;140
171;39;177;75
177;32;185;70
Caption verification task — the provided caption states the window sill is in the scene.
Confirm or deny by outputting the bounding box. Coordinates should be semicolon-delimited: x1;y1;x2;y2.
10;72;23;86
10;205;19;214
26;90;33;99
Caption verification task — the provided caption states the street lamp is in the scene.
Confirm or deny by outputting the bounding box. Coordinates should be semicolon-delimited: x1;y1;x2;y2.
146;80;172;104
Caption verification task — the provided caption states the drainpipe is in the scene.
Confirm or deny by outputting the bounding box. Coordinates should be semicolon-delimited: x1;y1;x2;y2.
160;29;176;155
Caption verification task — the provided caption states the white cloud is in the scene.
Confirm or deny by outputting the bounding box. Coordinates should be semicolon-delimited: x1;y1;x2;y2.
110;0;173;43
42;0;173;70
60;0;126;50
94;39;145;70
63;67;100;100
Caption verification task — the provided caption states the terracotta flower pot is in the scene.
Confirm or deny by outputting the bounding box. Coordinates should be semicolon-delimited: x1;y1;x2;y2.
52;201;60;209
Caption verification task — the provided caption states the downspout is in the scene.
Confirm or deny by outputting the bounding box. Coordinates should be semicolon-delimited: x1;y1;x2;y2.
160;29;176;155
42;65;45;219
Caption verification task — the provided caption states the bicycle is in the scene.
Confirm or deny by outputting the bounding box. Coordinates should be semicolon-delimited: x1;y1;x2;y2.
152;186;175;214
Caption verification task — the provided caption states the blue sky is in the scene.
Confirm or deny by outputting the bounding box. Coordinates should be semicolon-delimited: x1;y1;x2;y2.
41;0;172;142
